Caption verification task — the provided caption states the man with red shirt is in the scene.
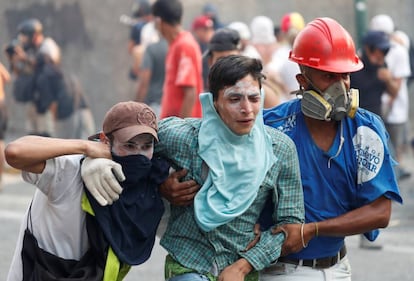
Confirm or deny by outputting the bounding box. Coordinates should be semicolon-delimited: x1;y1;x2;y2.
153;0;204;118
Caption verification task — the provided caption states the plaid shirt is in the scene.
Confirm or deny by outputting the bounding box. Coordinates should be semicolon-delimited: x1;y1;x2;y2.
155;117;304;275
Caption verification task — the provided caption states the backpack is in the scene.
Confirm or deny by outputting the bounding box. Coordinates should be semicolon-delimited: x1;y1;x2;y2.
33;63;75;119
13;73;35;103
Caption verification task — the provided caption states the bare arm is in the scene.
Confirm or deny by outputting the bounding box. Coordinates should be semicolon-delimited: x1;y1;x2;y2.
136;68;151;102
180;86;196;118
131;44;145;79
5;136;110;174
127;39;136;54
274;196;391;256
0;62;11;84
377;67;402;98
315;196;391;237
0;63;8;102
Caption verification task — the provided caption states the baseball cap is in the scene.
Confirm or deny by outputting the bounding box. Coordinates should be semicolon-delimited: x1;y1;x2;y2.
280;12;305;33
203;3;218;16
369;14;394;35
250;16;276;44
362;30;391;52
89;101;158;142
192;15;214;30
203;27;241;57
228;21;251;41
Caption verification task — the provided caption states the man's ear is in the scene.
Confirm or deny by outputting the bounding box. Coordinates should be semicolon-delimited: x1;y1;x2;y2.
296;73;307;88
208;56;213;68
99;132;109;144
213;99;219;113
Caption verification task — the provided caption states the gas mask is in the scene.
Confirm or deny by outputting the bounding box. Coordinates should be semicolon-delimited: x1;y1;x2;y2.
300;80;359;121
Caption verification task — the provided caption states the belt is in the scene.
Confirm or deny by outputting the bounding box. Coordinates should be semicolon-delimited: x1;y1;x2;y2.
278;245;347;269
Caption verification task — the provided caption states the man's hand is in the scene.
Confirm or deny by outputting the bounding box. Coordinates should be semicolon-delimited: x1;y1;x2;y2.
218;258;252;281
81;157;125;206
84;141;111;159
377;67;393;83
159;169;200;206
271;223;303;256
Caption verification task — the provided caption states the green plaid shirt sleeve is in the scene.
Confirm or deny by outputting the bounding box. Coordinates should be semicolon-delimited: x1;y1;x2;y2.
155;117;206;184
156;118;305;274
240;127;305;270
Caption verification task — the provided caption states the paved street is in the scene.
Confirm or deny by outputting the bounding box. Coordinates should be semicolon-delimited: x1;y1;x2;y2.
1;156;413;280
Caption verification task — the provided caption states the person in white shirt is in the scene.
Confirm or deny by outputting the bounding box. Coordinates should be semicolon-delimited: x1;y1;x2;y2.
370;14;411;180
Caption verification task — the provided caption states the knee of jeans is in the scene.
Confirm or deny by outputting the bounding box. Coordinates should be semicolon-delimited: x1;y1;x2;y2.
168;273;209;281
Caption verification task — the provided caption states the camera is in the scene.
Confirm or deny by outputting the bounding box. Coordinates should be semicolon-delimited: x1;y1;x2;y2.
3;39;34;75
4;39;20;57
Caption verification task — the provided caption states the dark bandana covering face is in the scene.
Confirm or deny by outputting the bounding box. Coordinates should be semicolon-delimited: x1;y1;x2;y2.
84;153;169;265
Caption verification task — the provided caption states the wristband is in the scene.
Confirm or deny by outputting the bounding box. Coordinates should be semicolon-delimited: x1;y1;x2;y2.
301;223;308;248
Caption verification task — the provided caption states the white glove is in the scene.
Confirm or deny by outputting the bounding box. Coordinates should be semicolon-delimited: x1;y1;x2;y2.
81;157;125;206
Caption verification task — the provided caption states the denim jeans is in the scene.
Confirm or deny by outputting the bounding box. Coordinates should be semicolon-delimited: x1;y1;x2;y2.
167;273;210;281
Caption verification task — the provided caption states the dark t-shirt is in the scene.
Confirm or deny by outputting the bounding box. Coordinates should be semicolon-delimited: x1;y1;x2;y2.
34;61;74;119
140;39;168;104
130;21;147;45
351;53;387;117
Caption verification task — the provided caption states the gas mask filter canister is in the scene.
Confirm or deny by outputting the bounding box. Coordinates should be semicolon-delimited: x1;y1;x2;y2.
301;80;359;121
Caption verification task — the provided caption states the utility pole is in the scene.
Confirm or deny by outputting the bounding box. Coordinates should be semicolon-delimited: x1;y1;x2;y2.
354;0;367;49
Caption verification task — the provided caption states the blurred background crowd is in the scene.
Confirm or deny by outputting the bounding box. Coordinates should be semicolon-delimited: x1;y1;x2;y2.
0;0;414;187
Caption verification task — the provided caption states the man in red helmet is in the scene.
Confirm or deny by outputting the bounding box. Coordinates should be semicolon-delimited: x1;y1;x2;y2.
259;17;402;280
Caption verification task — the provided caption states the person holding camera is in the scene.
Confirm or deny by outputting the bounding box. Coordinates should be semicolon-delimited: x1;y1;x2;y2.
6;18;64;137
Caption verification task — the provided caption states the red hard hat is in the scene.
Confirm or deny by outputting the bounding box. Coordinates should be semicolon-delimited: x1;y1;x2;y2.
289;17;363;73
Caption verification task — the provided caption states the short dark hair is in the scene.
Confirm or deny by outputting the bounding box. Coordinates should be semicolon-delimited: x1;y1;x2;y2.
208;55;265;100
132;0;152;18
204;28;241;58
152;0;182;25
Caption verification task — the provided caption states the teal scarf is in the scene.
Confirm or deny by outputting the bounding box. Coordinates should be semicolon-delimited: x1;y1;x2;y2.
194;92;276;232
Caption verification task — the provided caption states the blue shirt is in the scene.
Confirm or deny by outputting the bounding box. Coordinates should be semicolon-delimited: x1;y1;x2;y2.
130;21;147;45
262;99;402;260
